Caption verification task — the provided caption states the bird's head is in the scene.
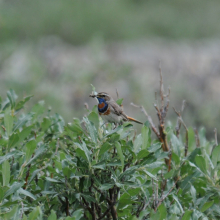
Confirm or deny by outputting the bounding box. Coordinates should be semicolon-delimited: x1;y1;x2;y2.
89;92;112;102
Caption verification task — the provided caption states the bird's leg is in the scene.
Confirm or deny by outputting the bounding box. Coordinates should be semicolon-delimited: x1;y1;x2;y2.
113;123;118;130
101;122;107;128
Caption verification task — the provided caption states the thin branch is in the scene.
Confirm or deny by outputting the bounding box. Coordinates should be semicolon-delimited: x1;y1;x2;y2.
84;103;89;110
130;103;160;138
116;88;119;99
194;128;200;148
156;176;180;209
97;202;116;220
173;107;189;157
65;196;70;216
159;62;164;108
211;128;218;154
214;128;218;146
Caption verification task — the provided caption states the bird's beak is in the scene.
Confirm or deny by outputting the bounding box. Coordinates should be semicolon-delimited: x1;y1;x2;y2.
89;94;97;98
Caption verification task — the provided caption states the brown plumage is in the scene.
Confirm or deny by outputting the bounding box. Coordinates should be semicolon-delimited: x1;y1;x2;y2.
90;92;143;125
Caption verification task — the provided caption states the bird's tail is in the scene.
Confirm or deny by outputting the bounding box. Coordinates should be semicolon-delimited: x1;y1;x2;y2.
127;116;143;125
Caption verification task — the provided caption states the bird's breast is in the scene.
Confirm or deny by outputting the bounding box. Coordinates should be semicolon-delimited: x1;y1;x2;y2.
98;102;108;113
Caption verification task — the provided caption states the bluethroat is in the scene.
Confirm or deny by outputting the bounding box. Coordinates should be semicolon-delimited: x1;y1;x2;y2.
90;92;143;126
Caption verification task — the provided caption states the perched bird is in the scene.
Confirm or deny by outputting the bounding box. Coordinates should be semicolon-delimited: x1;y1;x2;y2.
89;92;143;126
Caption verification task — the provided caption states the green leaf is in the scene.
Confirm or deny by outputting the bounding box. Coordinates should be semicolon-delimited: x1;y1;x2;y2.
8;133;19;149
28;206;42;220
137;149;149;159
148;142;161;153
41;117;51;131
17;126;32;144
3;205;18;219
2;160;10;186
141;125;150;149
26;144;47;166
170;134;182;156
75;142;91;165
13;113;33;131
15;95;33;111
116;98;123;106
99;142;112;156
133;134;142;153
0;150;24;164
31;101;45;120
45;177;61;183
212;145;220;167
18;188;36;200
91;84;96;93
172;195;184;213
63;167;72;178
4;182;24;199
7;89;17;109
158;203;167;220
140;168;157;180
0;186;8;202
195;155;207;174
48;210;57;220
164;169;174;179
72;209;84;220
66;118;83;134
200;200;214;212
83;117;97;144
181;210;193;220
25;140;37;162
4;107;13;136
88;111;99;130
115;141;124;171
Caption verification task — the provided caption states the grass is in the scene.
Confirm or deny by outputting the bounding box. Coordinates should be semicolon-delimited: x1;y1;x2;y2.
1;0;220;45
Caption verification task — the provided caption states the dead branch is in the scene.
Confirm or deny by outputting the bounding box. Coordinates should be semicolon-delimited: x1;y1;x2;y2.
159;63;164;108
116;88;119;99
194;128;200;148
130;103;160;138
173;106;189;157
211;128;218;154
156;176;180;209
84;103;89;110
131;69;171;171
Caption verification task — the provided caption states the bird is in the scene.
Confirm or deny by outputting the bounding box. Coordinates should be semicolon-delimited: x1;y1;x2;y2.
89;92;143;126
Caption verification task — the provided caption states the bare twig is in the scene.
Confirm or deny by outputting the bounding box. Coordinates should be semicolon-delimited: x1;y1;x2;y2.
211;128;218;154
84;103;89;110
131;68;172;170
159;62;164;108
130;103;160;138
194;128;200;148
214;128;218;146
1;125;6;132
65;196;70;216
173;107;189;157
97;202;116;220
116;88;119;99
156;176;180;209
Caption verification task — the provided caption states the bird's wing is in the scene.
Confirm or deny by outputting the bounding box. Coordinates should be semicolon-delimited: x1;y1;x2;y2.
108;100;128;121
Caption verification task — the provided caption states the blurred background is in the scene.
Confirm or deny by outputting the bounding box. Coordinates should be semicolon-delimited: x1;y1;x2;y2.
1;0;220;137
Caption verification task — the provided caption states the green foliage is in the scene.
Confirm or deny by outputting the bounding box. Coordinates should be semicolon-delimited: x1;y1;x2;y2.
0;90;220;220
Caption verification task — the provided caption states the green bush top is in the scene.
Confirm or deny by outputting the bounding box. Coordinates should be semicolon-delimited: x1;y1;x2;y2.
0;89;220;220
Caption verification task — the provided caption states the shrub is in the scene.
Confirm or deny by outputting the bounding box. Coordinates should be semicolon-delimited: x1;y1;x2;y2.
0;85;220;220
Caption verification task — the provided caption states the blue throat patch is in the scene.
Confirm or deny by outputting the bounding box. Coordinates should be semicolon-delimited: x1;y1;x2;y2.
97;97;108;113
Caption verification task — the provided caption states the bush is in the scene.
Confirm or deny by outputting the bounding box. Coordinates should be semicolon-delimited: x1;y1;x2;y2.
0;87;220;220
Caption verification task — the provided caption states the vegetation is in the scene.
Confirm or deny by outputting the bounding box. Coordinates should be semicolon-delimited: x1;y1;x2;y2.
0;78;220;219
1;0;220;45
